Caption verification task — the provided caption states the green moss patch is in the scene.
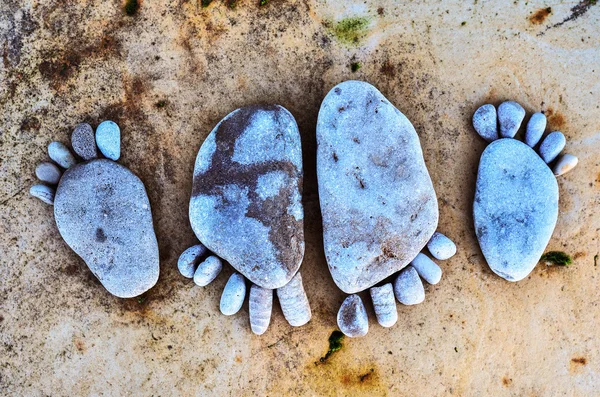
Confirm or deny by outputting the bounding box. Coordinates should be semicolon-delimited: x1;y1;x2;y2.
330;17;370;45
540;251;573;266
124;0;139;16
318;330;344;363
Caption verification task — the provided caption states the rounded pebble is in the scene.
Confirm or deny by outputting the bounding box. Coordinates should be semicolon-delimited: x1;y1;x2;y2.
539;131;566;163
525;112;546;147
497;101;525;138
410;253;442;285
193;255;222;287
35;162;62;184
553;154;578;176
177;244;207;278
277;272;312;327
337;294;368;337
220;273;246;316
96;120;121;160
393;266;425;305
427;232;457;260
369;283;397;327
30;184;55;205
249;285;273;335
48;142;76;169
71;123;98;160
472;104;498;142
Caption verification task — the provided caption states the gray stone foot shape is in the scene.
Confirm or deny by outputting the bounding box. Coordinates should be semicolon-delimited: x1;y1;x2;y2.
178;105;311;335
472;101;578;281
30;121;160;298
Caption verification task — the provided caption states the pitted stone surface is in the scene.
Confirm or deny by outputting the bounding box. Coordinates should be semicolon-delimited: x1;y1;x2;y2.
54;159;159;298
474;139;558;281
317;80;438;294
190;105;304;290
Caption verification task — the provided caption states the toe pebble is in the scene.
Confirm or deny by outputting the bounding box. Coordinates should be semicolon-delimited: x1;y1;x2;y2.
370;283;397;327
337;294;368;337
220;273;246;316
410;253;442;285
48;142;76;169
525;112;546;147
277;272;312;327
427;232;456;260
30;184;55;205
394;266;425;305
539;131;566;163
498;101;525;138
35;162;62;184
71;123;97;160
177;244;207;278
193;255;222;287
553;154;578;176
472;104;498;142
249;285;273;335
96;121;121;160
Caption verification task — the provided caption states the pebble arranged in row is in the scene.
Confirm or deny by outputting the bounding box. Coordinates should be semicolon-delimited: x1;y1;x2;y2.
426;232;457;261
220;273;246;316
72;123;97;160
48;141;77;169
472;104;498;142
193;256;223;287
29;184;55;205
553;154;578;176
249;285;273;335
337;294;369;337
35;162;62;184
497;101;525;138
177;244;208;278
394;266;425;305
525;112;546;147
276;272;312;326
369;283;397;328
410;253;442;285
96;120;121;160
539;131;566;163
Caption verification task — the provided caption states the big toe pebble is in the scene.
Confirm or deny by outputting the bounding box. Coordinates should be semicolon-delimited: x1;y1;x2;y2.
472;104;498;142
498;101;525;138
539;131;566;163
96;121;121;160
72;123;97;160
427;232;456;260
337;294;368;337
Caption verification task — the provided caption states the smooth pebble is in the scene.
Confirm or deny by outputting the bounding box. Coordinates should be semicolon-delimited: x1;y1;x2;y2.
553;154;578;176
71;123;97;160
369;283;397;327
35;162;62;184
277;272;312;327
178;244;207;278
410;253;442;285
30;184;55;205
525;112;546;147
193;255;222;287
96;120;121;160
393;266;425;305
249;285;273;335
48;142;76;169
427;232;456;260
497;101;525;138
539;131;566;163
220;273;246;316
337;294;368;337
472;104;498;142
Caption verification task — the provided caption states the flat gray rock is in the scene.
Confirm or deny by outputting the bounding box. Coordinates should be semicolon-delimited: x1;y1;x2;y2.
474;139;558;281
54;159;159;298
317;80;438;294
190;105;304;290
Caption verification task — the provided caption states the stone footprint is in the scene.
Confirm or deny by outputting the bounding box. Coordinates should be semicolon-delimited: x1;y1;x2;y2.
30;121;160;298
178;105;310;335
472;102;578;281
317;81;457;337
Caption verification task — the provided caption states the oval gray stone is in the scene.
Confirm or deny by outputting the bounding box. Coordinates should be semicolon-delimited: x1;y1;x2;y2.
539;131;566;163
96;121;121;160
474;139;558;281
35;162;62;184
190;105;304;290
337;294;368;337
410;253;442;285
426;232;456;260
369;283;397;327
525;112;546;147
72;123;97;160
178;244;207;278
472;104;498;142
48;142;76;169
276;272;311;327
220;273;246;316
497;101;525;138
30;184;55;205
54;159;159;298
193;255;222;287
317;80;438;294
553;154;578;176
393;266;425;305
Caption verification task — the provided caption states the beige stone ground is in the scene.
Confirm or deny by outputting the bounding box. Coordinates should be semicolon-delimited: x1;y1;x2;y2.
1;0;599;395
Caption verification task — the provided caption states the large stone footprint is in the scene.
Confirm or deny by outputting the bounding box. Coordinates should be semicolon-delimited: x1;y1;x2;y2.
30;121;159;298
178;105;311;335
317;81;457;337
472;102;578;281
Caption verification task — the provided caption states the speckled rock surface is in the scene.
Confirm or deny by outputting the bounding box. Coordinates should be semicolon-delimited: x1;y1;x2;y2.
317;80;438;294
190;105;304;290
54;159;159;297
474;139;559;281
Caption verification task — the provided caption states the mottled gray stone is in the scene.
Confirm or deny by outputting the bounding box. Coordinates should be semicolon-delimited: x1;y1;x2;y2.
53;159;159;298
35;162;62;184
426;232;456;260
96;121;120;160
178;244;207;278
539;131;566;163
249;285;273;335
71;123;97;160
410;253;442;285
525;112;546;147
220;273;246;316
497;101;525;138
276;272;311;327
317;80;438;294
369;283;397;327
553;154;578;176
472;104;498;142
48;142;76;169
393;266;425;305
193;255;222;287
30;184;55;205
474;139;558;281
337;294;368;337
190;105;304;290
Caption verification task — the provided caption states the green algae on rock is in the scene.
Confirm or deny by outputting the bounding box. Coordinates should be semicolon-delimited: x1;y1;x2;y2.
319;330;344;363
541;251;573;266
329;17;370;44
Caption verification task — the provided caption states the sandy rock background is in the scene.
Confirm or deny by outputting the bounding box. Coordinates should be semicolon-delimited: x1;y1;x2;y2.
1;0;599;395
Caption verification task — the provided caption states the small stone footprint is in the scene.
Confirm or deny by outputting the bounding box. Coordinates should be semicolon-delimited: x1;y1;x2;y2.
472;102;578;281
30;121;159;298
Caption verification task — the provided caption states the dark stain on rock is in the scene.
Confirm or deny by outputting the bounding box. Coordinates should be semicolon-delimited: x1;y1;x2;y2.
502;376;512;387
20;116;40;131
544;107;566;130
549;0;597;30
95;228;107;242
529;7;552;24
380;61;395;77
571;356;587;365
124;0;140;16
